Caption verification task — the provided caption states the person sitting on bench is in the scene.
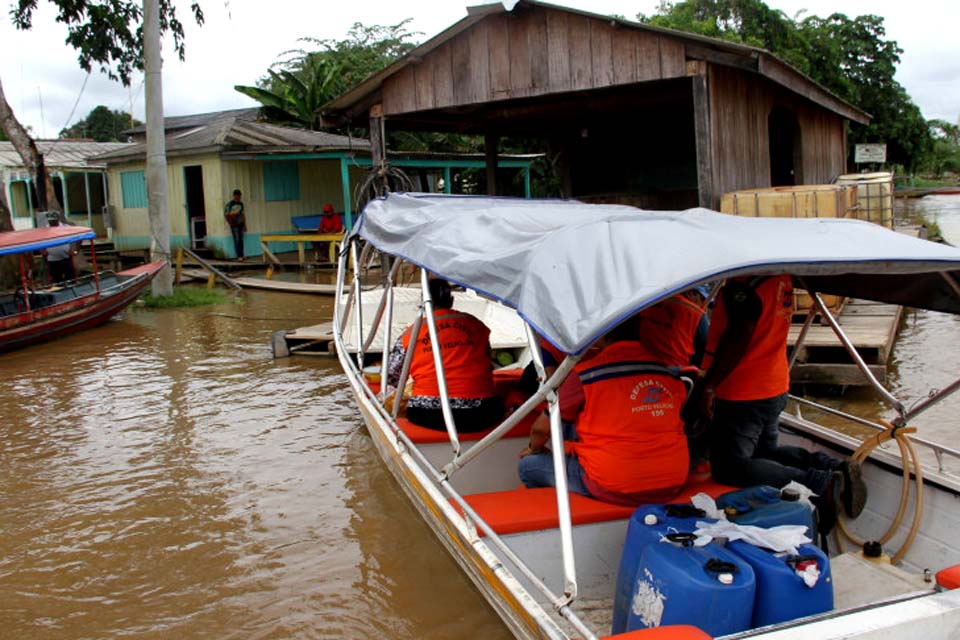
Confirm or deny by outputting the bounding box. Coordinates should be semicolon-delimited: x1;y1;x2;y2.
518;319;689;506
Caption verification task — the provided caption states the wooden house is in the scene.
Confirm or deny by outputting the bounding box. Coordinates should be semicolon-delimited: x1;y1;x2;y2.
1;140;130;234
322;0;870;210
93;110;535;259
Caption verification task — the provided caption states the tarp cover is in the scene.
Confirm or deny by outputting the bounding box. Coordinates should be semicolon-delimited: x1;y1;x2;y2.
355;193;960;354
0;225;96;256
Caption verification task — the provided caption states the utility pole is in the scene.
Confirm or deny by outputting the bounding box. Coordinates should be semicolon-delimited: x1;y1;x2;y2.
144;0;172;296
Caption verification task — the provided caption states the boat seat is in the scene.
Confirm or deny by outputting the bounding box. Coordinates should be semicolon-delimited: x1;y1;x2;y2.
453;473;737;536
601;625;712;639
395;415;533;444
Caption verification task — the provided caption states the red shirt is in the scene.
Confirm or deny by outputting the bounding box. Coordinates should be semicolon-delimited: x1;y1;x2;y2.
636;294;705;367
401;308;495;399
704;275;794;401
319;214;343;234
571;341;689;495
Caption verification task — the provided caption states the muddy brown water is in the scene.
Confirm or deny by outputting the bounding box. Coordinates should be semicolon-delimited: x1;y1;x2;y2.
0;291;509;639
2;197;959;638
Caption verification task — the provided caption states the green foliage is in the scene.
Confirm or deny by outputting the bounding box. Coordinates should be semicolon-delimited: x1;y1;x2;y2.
640;1;932;170
926;119;960;177
235;21;418;130
142;286;239;308
10;1;204;86
59;105;141;141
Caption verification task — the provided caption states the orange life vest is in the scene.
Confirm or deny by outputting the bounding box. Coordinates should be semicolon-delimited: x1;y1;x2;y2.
705;275;794;401
571;340;689;496
636;294;705;367
401;308;495;399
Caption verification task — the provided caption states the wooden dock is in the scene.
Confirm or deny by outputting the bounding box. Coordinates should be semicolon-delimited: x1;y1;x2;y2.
180;268;337;295
789;299;904;386
272;322;337;357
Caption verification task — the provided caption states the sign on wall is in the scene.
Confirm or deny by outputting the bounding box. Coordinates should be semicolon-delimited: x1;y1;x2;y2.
855;143;887;164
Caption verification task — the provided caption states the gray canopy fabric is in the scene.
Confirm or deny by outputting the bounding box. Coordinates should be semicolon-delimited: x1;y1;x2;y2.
355;193;960;355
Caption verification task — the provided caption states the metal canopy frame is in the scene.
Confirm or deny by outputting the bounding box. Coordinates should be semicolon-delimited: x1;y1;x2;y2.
333;234;596;639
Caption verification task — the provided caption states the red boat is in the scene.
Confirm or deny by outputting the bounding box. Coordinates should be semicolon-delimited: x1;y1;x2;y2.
0;225;165;351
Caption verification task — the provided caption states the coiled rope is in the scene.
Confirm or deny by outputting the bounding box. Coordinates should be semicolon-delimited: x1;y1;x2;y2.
835;420;924;564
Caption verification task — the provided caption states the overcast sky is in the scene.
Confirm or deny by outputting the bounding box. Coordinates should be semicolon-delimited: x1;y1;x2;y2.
1;0;957;138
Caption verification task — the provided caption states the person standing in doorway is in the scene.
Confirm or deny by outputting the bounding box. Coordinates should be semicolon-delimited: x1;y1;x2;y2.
224;189;246;262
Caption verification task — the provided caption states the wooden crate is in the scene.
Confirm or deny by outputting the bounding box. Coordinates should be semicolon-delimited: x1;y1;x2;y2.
794;289;845;317
720;184;858;219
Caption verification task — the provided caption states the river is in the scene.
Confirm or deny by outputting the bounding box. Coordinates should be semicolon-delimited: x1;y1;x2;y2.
1;196;959;638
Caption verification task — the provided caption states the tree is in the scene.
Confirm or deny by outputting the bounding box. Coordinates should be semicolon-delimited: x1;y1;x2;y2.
927;118;960;177
640;1;932;170
235;57;343;130
236;21;418;130
0;0;203;230
60;105;141;141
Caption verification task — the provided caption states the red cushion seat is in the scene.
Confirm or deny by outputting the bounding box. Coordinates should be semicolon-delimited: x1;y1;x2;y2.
453;474;737;536
396;413;534;444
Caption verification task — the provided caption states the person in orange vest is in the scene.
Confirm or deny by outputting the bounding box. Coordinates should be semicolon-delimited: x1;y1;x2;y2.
635;288;708;367
696;274;867;533
386;278;502;432
518;320;689;506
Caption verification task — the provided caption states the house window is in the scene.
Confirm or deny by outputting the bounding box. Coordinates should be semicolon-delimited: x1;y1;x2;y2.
120;170;148;208
263;161;301;202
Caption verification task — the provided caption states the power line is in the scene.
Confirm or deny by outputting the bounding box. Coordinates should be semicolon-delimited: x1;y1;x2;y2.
60;71;91;136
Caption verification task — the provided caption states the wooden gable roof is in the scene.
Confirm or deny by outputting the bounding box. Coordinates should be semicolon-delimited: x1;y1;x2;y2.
322;0;869;129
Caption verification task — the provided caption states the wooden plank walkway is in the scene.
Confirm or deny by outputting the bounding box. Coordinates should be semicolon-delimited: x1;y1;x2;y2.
180;269;337;295
788;299;903;385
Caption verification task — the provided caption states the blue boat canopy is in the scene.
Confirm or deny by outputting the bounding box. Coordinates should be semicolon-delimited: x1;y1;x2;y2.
354;193;960;354
0;226;96;256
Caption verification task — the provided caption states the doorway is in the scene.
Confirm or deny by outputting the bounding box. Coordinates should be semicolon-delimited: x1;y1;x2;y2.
768;107;802;187
183;165;206;248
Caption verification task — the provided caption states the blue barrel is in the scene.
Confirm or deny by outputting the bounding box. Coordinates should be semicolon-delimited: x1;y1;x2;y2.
727;540;833;627
716;485;814;537
625;533;756;636
612;504;709;635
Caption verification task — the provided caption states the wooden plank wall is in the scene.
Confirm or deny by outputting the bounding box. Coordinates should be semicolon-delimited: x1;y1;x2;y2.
709;65;846;203
382;8;688;115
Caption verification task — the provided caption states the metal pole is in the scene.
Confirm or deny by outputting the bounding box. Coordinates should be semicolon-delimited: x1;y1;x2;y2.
420;268;460;454
361;257;401;354
443;354;580;476
941;271;960;299
526;323;578;601
379;258;401;401
392;312;421;420
810;290;906;418
351;241;365;367
144;0;172;296
333;236;349;340
905;377;960;423
788;306;818;370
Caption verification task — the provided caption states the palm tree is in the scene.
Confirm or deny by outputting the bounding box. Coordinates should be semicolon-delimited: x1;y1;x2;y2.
235;55;342;130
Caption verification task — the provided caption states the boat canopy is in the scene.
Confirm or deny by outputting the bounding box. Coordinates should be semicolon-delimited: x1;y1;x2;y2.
0;226;96;256
354;193;960;354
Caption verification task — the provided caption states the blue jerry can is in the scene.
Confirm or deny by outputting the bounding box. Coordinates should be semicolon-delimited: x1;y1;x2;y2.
716;485;815;537
727;540;833;627
612;504;709;635
625;533;756;636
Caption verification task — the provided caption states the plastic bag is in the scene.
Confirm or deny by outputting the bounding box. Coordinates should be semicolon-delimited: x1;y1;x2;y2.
693;519;812;555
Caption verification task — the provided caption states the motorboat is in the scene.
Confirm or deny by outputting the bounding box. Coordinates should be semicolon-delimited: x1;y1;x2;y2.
333;193;960;639
0;225;164;352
